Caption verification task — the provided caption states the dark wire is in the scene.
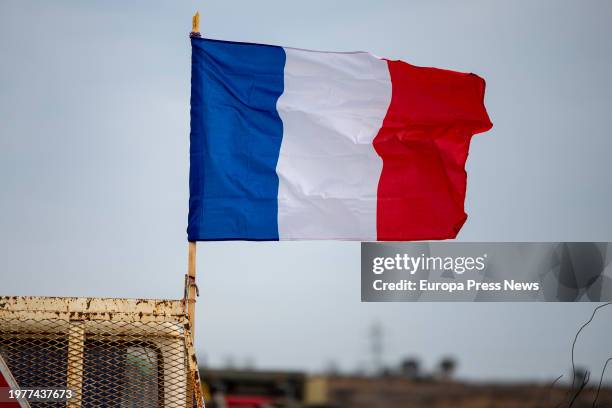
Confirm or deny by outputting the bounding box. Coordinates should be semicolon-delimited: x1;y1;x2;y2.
571;303;612;390
592;357;612;408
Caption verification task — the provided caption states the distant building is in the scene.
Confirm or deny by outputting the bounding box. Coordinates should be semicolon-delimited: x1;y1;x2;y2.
304;375;612;408
200;368;612;408
201;368;305;407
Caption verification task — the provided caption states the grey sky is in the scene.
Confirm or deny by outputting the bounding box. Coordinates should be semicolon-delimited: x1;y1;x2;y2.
2;0;612;382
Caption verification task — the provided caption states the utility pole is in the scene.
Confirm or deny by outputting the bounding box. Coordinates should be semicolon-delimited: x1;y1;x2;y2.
370;321;383;375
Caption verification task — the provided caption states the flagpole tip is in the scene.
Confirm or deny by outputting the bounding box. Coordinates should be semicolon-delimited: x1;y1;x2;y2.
190;11;201;38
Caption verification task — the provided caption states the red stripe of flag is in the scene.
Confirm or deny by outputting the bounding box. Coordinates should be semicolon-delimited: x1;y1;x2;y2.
374;60;493;240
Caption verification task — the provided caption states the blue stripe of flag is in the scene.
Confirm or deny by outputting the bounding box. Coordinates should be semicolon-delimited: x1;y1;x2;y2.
188;38;286;240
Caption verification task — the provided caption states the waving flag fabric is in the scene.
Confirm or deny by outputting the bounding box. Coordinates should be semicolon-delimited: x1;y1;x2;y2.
188;38;492;241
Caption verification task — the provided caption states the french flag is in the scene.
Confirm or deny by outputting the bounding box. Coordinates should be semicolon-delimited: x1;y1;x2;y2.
188;38;492;241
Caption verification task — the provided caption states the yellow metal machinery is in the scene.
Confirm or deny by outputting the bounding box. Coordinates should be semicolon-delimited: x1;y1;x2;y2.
0;296;204;408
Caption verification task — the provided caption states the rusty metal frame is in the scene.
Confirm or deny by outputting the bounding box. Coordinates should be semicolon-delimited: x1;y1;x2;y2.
0;297;188;323
0;296;205;408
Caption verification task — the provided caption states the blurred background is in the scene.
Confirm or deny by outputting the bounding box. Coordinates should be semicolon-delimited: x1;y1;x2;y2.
2;1;612;406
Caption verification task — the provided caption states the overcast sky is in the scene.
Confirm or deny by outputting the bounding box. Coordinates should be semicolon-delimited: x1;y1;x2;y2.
2;0;612;383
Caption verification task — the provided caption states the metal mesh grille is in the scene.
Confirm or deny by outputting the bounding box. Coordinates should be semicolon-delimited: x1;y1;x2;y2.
0;317;197;408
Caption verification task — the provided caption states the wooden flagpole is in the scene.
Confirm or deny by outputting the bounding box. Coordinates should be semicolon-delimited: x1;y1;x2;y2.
187;11;200;339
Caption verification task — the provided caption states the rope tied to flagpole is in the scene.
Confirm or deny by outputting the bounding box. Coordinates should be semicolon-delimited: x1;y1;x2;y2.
184;273;200;299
